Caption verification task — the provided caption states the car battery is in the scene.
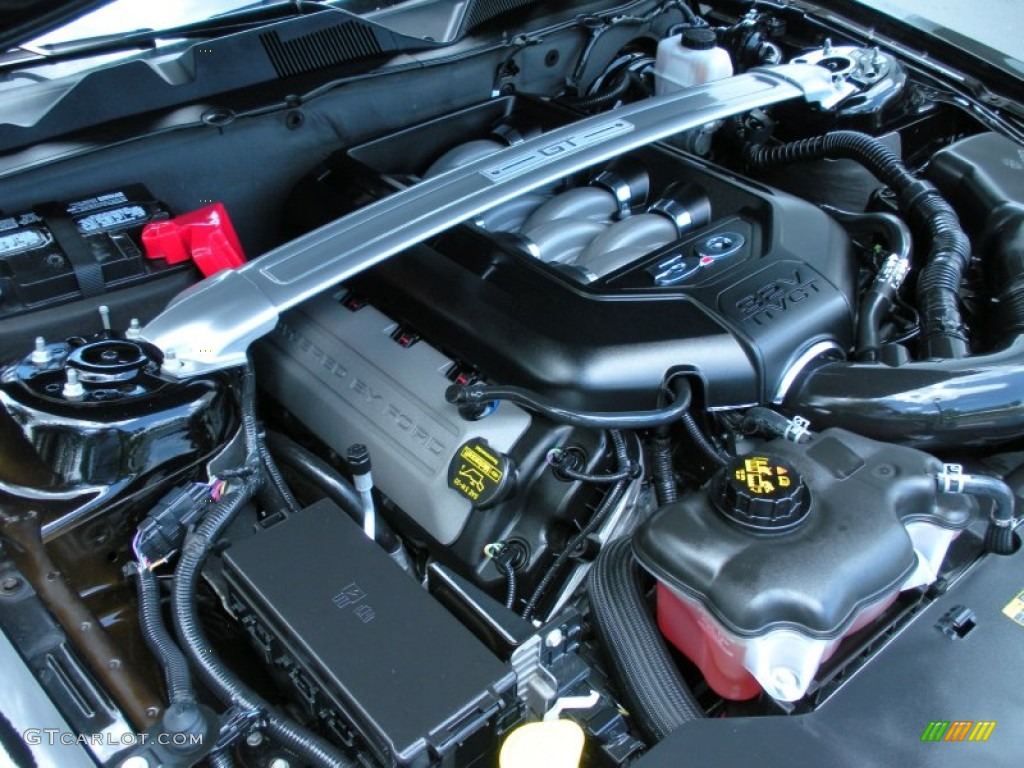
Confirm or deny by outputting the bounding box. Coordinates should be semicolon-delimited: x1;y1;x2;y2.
0;185;192;319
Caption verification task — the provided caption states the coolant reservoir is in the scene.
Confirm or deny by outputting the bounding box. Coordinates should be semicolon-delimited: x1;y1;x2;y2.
634;429;973;702
654;27;733;95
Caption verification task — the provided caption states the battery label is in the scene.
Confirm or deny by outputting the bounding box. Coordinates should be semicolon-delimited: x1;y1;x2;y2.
66;191;129;216
0;229;50;256
77;205;148;233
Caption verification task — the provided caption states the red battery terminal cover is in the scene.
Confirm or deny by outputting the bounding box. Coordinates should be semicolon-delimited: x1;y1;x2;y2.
141;203;246;277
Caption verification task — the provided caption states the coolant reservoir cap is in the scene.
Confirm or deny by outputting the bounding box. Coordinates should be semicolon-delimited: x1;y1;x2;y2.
715;454;808;533
682;27;717;51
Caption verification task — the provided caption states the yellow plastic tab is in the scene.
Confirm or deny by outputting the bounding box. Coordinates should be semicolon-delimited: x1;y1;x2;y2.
499;720;586;768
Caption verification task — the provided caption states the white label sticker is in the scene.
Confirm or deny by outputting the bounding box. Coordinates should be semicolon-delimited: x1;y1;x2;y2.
77;205;147;233
67;191;129;216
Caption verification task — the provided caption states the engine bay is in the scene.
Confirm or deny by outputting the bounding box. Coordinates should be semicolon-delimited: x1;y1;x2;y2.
1;1;1023;766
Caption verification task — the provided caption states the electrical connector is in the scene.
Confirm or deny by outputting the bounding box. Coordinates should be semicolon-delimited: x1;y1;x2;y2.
134;483;214;566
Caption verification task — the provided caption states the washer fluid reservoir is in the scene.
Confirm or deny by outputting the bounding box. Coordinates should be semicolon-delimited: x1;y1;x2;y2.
654;27;733;95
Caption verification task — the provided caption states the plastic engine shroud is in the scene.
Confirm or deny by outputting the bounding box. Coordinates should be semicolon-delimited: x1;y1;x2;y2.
340;141;857;411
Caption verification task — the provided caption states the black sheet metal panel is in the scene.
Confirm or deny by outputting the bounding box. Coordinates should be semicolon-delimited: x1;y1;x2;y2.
222;499;517;767
635;546;1024;767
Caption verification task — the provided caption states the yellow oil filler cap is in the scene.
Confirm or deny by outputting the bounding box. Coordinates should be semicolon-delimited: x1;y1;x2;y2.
499;720;586;768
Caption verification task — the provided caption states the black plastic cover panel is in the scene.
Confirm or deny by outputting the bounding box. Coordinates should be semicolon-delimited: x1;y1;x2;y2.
222;500;516;767
293;97;857;411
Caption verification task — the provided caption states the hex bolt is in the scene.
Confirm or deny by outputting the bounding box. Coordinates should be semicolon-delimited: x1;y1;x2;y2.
63;368;85;399
245;731;264;747
126;318;142;340
545;628;564;648
31;336;51;365
269;758;291;768
1;576;20;593
99;304;112;332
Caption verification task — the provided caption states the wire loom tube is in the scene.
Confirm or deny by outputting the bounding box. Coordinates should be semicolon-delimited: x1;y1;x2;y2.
562;69;644;111
171;368;354;768
173;478;354;766
588;537;704;743
745;131;971;359
132;564;194;705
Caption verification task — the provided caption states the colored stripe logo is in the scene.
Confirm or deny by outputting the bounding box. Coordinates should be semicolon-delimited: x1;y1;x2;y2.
921;721;996;742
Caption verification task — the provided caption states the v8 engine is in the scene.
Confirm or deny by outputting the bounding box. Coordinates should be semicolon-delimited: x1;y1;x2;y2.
0;2;1022;767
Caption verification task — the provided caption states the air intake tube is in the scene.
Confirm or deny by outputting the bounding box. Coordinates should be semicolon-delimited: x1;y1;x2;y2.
782;133;1024;450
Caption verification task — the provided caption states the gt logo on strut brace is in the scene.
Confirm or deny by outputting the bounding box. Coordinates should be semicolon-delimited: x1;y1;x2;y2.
481;120;634;183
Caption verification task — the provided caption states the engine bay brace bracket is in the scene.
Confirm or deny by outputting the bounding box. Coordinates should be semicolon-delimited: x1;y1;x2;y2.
141;64;845;377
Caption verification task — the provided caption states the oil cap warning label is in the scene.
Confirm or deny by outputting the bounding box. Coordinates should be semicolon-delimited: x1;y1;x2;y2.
447;438;514;508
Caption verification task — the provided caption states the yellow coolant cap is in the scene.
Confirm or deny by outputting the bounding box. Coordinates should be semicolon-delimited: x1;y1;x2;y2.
499;720;586;768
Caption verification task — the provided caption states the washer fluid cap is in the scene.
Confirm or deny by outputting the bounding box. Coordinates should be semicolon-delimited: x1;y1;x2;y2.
715;455;808;533
682;27;717;51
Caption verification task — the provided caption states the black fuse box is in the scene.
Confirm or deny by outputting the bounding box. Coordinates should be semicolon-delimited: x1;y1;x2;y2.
222;499;519;767
0;185;191;319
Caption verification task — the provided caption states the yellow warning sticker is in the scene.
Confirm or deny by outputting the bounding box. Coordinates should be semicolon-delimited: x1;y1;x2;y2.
1001;589;1024;627
732;457;792;495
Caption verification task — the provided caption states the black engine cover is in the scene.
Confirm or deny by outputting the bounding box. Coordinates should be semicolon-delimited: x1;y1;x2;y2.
350;157;854;410
288;99;856;411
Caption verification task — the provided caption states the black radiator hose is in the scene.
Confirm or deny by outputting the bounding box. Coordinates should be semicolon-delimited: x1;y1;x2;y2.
746;131;971;359
935;469;1019;556
588;537;704;744
821;206;913;361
